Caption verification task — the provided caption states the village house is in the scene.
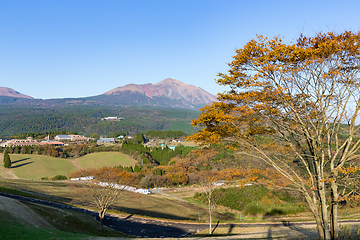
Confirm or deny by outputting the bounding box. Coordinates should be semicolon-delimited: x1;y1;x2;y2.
54;135;89;142
0;137;41;147
97;138;115;144
101;117;124;121
54;135;72;141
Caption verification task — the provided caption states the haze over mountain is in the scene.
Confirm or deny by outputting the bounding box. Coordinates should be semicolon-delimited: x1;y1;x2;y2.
0;78;216;109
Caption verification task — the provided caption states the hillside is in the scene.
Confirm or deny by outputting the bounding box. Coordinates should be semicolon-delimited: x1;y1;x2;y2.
0;153;136;180
0;79;210;137
0;106;199;137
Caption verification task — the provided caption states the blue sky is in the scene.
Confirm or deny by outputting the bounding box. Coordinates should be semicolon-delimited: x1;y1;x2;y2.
1;0;360;99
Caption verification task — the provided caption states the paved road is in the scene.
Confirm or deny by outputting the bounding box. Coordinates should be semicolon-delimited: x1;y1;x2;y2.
1;192;360;238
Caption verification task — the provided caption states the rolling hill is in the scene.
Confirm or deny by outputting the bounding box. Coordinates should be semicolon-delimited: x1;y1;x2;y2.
0;153;136;180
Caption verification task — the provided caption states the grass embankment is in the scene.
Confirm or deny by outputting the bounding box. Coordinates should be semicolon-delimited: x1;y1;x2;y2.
0;178;234;222
0;196;127;240
0;152;136;180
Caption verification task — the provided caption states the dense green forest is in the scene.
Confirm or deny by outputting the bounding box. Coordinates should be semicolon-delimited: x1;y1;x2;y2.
0;106;199;137
145;130;187;139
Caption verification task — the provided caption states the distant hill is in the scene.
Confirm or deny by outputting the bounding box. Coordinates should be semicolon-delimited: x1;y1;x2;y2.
103;78;216;108
0;78;216;110
0;87;33;99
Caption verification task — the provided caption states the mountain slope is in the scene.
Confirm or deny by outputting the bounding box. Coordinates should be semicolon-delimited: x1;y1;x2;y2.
0;87;33;99
102;78;216;109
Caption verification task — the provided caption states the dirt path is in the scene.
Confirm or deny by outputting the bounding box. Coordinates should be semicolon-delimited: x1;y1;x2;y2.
71;158;83;170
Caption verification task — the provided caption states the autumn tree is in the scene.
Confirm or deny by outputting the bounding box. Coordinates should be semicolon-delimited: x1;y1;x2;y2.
188;31;360;240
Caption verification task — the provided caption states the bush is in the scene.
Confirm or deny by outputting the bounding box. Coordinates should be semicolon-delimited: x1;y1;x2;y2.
194;185;307;216
244;202;266;216
52;175;68;180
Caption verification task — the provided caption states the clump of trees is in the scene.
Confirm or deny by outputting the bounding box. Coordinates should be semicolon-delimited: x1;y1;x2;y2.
145;130;187;139
120;141;195;166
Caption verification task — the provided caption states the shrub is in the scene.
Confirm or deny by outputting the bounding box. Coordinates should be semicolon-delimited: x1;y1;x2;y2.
52;175;68;180
244;202;266;216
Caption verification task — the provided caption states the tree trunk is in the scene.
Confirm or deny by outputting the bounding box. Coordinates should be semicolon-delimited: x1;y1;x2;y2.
304;192;326;240
99;209;105;231
209;198;212;235
319;181;331;240
99;216;104;231
330;180;339;239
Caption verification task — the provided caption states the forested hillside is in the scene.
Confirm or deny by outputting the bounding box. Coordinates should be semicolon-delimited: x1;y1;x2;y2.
0;106;199;137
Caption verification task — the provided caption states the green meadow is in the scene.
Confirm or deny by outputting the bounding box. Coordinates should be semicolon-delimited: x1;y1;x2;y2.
0;152;136;180
76;152;135;169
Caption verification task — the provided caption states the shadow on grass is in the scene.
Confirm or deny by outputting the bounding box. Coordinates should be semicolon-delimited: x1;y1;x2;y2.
113;206;194;221
0;192;189;238
11;158;30;164
11;161;34;169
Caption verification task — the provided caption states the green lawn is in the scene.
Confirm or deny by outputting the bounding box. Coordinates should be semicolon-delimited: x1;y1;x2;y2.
1;152;136;180
75;152;136;169
10;154;77;180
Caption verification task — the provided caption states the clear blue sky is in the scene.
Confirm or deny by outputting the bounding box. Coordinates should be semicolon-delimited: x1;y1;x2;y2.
1;0;359;99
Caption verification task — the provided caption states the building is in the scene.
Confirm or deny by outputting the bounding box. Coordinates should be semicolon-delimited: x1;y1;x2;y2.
69;135;89;141
54;135;89;142
101;117;124;121
0;137;41;147
97;138;116;144
54;135;72;141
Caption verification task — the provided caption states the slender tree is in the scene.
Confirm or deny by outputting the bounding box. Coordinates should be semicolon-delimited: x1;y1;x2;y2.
3;148;11;168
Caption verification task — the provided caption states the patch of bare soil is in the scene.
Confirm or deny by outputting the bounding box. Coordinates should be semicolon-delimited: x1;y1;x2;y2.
0;153;18;179
71;158;83;170
0;195;55;229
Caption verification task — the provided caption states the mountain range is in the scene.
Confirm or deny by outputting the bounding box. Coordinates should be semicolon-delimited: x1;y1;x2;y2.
0;78;216;109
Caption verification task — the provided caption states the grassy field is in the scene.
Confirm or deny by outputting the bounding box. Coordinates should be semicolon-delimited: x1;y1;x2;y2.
75;152;135;169
0;179;234;222
0;152;136;180
10;154;77;180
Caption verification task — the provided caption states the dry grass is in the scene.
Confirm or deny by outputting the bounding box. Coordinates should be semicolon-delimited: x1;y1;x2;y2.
0;179;234;222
